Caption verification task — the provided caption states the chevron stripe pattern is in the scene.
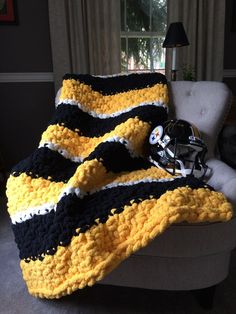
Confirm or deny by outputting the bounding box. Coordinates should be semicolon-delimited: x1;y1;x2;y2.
6;72;232;299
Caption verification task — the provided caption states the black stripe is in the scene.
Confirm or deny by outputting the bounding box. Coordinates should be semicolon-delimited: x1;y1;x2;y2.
63;73;167;95
12;176;212;261
51;104;168;137
85;141;150;172
11;147;79;183
11;142;151;182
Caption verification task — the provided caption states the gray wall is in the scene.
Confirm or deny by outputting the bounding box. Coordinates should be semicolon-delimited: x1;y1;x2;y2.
0;0;55;170
224;0;236;69
224;0;236;95
0;83;54;168
0;0;53;72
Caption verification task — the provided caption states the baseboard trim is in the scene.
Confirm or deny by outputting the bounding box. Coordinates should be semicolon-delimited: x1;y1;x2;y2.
0;72;54;83
223;69;236;78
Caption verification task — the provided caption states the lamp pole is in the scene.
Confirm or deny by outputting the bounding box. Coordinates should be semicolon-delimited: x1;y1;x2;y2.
171;47;177;81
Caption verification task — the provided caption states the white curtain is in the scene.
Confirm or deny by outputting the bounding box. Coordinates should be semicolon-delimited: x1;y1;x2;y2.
48;0;121;90
166;0;226;81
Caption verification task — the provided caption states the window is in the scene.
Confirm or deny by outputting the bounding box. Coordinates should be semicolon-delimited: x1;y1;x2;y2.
120;0;167;73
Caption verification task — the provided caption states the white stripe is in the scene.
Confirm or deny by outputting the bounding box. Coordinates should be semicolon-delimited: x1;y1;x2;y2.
56;100;167;118
11;187;84;225
65;72;166;79
39;136;140;162
11;203;56;224
90;176;180;194
68;72;167;78
10;176;178;224
92;72;133;78
39;142;84;163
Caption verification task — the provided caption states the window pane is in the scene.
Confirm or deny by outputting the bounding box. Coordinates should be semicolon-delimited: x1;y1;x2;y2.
151;0;167;33
120;0;125;31
152;37;165;69
120;0;167;72
121;37;127;72
128;38;150;70
126;0;150;32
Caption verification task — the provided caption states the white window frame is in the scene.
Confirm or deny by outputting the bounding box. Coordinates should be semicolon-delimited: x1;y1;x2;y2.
121;0;166;72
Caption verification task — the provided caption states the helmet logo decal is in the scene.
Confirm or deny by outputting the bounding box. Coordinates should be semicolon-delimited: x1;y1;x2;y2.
149;126;163;145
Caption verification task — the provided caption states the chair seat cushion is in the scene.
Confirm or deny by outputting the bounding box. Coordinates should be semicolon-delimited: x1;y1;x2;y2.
135;217;236;258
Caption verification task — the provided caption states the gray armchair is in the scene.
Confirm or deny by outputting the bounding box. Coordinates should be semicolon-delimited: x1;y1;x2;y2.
1;81;235;313
100;81;236;306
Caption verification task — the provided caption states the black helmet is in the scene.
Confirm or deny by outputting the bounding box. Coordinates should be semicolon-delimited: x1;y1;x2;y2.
148;119;209;178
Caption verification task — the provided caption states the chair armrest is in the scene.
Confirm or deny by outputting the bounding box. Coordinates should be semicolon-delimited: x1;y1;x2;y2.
207;158;236;209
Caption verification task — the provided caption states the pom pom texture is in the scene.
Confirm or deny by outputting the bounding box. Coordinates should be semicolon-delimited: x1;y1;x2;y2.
6;72;232;299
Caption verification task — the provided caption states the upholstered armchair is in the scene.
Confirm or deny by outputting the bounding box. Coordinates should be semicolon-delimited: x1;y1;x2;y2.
1;80;235;313
98;81;236;308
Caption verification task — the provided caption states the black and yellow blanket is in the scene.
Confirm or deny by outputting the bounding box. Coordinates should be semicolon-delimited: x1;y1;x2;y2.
6;73;232;299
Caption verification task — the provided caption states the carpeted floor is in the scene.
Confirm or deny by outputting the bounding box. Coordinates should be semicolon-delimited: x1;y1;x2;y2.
1;195;236;314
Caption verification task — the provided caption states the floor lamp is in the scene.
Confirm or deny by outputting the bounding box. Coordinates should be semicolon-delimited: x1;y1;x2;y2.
163;22;189;81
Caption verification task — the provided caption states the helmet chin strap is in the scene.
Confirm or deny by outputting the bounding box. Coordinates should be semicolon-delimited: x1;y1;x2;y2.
150;137;211;179
148;156;163;169
149;155;208;179
166;163;210;179
165;146;208;178
165;166;203;178
149;156;188;177
176;159;187;177
165;147;187;176
164;159;188;177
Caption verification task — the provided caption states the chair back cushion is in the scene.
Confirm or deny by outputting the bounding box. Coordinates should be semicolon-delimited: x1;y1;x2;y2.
169;81;232;157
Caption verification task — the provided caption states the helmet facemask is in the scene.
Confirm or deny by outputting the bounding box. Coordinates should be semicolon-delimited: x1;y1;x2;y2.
149;120;210;179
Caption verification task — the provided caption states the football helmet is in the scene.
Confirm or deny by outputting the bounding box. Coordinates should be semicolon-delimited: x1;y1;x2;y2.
148;119;209;178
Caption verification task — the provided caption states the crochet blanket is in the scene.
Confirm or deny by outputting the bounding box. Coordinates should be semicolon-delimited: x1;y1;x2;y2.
6;72;232;299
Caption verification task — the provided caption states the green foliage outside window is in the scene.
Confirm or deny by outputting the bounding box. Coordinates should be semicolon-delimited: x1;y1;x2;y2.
121;0;167;71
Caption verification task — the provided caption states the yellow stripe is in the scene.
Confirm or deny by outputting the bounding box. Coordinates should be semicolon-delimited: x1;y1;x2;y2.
6;174;64;215
68;165;174;193
67;159;114;191
40;118;150;158
60;79;169;114
7;160;110;217
112;167;173;184
7;164;171;218
20;186;232;299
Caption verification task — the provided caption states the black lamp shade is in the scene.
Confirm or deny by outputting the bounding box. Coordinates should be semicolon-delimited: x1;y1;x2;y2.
163;22;189;48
